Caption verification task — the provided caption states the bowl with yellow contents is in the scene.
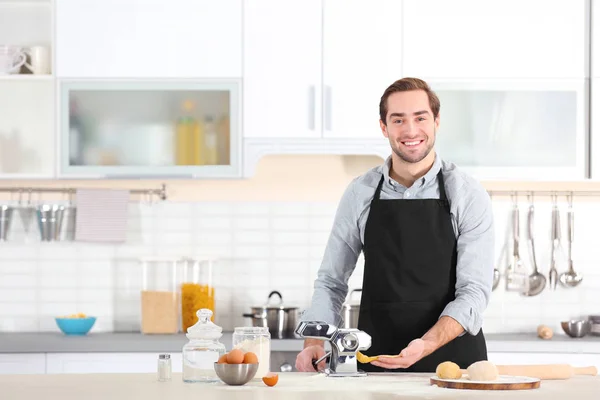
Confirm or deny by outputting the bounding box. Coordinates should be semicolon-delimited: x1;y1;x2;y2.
55;313;96;335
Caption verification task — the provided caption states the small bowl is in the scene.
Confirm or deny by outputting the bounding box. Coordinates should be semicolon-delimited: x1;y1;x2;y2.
55;317;96;335
214;363;258;386
561;320;592;338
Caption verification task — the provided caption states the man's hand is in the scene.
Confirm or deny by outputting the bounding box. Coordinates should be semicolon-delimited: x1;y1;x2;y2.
295;339;327;372
370;316;465;370
371;339;425;369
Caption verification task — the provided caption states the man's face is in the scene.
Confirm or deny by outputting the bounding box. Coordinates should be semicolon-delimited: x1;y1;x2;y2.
380;90;439;164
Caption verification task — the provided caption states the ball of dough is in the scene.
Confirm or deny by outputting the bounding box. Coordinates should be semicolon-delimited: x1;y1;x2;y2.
436;361;462;379
467;360;499;381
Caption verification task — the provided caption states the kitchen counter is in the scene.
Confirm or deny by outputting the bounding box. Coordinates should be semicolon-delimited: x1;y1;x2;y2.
1;332;600;354
2;372;599;400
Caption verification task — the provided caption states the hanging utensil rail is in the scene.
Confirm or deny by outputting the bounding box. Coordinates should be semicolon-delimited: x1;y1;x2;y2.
0;183;167;201
487;190;600;197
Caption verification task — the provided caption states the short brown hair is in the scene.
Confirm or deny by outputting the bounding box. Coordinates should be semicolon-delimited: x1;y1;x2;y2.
379;77;440;124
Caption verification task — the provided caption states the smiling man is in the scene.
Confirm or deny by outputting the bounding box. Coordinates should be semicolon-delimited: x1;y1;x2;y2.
296;77;494;373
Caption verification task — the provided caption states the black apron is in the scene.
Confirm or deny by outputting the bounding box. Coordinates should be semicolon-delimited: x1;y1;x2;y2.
357;171;487;372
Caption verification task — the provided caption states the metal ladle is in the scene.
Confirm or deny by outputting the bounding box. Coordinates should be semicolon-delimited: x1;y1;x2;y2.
548;194;560;291
524;193;545;296
559;194;582;288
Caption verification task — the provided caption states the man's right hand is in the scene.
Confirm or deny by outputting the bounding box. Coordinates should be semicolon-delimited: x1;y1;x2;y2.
295;342;327;372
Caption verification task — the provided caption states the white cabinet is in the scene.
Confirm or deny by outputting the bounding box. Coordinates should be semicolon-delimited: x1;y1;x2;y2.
0;353;46;375
46;353;183;374
243;0;402;140
55;0;242;78
322;0;402;139
430;79;587;180
243;0;322;139
402;0;587;79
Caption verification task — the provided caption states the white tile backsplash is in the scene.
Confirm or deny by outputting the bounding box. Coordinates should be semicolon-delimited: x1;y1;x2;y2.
0;198;598;336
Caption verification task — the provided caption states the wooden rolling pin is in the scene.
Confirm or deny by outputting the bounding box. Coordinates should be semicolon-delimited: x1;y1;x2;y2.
460;364;598;380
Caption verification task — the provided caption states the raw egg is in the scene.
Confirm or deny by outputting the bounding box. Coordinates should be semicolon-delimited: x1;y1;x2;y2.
226;349;244;364
243;352;258;364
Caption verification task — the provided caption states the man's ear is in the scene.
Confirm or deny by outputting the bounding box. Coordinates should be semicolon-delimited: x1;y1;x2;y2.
380;119;389;138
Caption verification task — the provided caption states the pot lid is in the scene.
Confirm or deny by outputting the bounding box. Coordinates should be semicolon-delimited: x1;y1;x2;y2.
344;288;362;306
186;309;223;340
253;290;298;310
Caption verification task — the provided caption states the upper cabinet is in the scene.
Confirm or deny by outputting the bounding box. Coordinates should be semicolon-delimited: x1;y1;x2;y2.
243;0;322;139
243;0;401;140
55;0;242;78
402;0;587;79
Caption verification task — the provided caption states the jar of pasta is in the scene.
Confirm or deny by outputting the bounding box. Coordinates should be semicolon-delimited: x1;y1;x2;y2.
180;258;215;333
140;257;180;334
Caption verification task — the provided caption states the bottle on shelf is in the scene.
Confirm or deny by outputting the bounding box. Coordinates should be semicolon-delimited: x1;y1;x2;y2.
175;100;204;165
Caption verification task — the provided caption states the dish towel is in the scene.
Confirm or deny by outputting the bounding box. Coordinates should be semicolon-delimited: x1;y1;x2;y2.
75;188;130;243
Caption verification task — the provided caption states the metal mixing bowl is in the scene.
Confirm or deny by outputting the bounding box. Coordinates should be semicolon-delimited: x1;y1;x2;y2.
561;320;592;338
214;363;258;386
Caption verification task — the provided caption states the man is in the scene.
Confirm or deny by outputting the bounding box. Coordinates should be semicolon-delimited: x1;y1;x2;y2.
295;77;494;373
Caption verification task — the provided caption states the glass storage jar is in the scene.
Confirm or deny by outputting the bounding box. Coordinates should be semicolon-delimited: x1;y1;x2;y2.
140;257;179;334
182;308;226;383
181;258;215;332
232;327;271;379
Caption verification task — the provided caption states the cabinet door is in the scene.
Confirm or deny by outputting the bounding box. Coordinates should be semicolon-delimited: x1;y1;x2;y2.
243;0;322;138
46;353;183;374
0;80;55;179
430;79;586;180
0;354;46;375
56;0;242;78
402;0;586;79
322;0;402;139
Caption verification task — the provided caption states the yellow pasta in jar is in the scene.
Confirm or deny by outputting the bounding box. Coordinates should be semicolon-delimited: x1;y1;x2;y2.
181;283;215;332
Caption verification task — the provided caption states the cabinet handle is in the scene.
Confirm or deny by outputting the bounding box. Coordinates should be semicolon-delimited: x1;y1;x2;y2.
308;85;316;130
324;85;332;131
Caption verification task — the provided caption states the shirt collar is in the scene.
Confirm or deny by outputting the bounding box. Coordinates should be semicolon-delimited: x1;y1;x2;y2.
382;153;442;189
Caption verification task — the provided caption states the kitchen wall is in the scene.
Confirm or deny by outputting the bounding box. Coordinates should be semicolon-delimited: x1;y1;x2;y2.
0;155;599;336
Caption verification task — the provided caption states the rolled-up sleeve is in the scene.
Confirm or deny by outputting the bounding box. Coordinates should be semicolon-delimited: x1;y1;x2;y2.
440;182;494;336
300;179;363;327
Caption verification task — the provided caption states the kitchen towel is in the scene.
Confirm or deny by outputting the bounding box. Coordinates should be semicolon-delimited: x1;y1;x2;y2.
75;188;130;243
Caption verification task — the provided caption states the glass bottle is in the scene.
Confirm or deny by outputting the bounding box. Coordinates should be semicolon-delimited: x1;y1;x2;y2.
140;258;179;334
182;308;226;383
180;258;215;333
232;327;271;379
157;354;172;382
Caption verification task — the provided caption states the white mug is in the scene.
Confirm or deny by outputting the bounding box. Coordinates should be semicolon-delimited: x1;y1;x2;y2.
24;46;50;75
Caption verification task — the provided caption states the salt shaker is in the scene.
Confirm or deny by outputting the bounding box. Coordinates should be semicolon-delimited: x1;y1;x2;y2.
157;354;172;381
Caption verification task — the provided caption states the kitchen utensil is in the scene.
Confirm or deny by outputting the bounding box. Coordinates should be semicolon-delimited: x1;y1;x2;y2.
213;363;258;386
430;375;540;390
589;315;600;336
0;205;14;241
295;320;372;377
342;288;362;329
525;197;546;296
60;190;77;241
506;196;529;293
490;194;501;291
36;204;65;241
549;195;560;290
559;195;582;288
490;364;598;380
243;291;298;339
561;320;592;338
17;190;34;237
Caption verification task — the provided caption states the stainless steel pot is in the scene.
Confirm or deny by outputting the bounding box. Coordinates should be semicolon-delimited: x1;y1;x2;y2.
342;289;362;329
243;291;298;339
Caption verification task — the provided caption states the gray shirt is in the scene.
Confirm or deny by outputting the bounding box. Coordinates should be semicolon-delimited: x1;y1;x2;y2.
300;154;494;336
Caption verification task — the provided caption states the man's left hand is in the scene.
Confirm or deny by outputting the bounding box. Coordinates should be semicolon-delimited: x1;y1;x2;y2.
370;339;425;369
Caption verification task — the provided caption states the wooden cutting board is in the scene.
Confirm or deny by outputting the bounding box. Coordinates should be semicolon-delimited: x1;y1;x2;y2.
430;375;541;390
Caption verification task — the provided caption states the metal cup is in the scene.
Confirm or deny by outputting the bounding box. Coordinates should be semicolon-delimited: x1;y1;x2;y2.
36;204;65;241
0;205;15;241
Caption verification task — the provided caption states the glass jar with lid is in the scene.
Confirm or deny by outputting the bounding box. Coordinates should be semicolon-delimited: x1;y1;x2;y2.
140;257;179;334
180;258;215;333
232;327;271;379
182;308;226;383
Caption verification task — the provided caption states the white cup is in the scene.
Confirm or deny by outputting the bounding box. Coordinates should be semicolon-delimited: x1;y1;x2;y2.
0;46;26;75
24;46;51;75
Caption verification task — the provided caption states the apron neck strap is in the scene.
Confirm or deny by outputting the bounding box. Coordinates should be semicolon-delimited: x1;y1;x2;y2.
374;169;447;202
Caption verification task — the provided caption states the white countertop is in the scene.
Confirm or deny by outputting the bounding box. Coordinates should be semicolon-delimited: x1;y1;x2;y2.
1;332;599;354
2;372;599;400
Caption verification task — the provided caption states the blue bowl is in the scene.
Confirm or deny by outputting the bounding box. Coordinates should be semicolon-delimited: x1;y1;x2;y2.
55;317;97;335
